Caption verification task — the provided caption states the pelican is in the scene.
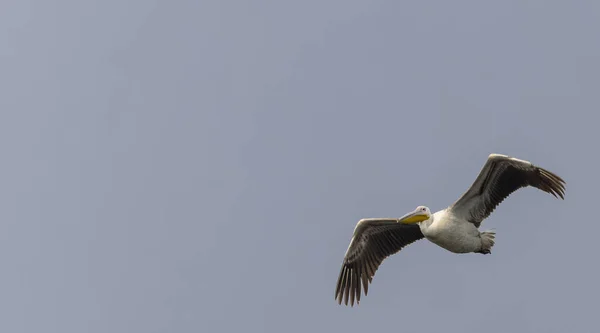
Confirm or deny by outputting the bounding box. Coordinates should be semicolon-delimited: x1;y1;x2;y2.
334;154;565;306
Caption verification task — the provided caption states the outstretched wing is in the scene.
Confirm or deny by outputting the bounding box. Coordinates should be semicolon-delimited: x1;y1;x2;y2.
334;218;424;306
448;154;566;227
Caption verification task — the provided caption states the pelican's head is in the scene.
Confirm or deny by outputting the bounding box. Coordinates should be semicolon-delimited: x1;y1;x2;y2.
398;206;431;224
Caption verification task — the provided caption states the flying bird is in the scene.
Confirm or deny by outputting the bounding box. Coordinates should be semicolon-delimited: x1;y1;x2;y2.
334;154;565;306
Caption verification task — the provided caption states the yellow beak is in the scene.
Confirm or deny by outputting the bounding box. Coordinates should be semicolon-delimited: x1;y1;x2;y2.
398;210;429;224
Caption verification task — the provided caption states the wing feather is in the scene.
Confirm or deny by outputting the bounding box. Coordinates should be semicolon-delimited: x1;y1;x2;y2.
334;218;424;306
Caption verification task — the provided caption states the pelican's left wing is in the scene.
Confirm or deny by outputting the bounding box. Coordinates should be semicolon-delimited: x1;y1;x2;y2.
334;218;424;306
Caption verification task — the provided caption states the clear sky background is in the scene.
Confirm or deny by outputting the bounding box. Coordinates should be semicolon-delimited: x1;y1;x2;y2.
1;1;599;332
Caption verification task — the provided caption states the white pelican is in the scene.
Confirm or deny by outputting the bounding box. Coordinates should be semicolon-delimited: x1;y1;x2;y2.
334;154;565;306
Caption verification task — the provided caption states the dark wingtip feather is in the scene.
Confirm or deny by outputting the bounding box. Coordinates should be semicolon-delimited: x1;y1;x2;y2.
350;270;356;306
343;269;350;306
537;167;566;200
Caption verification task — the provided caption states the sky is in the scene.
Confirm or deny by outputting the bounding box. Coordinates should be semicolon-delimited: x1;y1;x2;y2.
1;1;599;332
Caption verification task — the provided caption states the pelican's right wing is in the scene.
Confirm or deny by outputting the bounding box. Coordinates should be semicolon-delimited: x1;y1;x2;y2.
334;218;424;306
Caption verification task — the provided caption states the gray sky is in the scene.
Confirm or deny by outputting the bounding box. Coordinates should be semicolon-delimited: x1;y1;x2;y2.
1;1;599;332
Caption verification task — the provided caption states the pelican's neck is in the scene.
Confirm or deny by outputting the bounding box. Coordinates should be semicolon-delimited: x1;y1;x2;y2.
418;213;435;232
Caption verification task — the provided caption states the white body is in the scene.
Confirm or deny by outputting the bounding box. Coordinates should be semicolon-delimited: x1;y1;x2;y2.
419;209;483;253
